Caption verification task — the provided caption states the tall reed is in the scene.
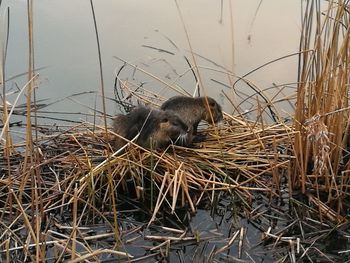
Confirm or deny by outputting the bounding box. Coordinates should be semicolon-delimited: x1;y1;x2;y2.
293;0;350;217
0;7;14;159
24;0;34;168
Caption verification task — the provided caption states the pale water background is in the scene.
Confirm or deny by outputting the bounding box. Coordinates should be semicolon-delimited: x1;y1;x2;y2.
1;0;302;127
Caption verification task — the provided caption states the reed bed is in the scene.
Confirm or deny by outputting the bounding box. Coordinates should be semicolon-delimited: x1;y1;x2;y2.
1;110;349;261
293;0;350;219
0;110;298;261
1;113;293;210
2;0;350;261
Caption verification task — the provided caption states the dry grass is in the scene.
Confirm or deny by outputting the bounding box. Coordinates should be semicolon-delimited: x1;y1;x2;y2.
292;0;350;218
1;0;350;261
0;110;294;261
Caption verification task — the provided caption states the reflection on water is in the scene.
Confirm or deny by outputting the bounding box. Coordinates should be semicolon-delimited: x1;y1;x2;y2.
1;0;302;126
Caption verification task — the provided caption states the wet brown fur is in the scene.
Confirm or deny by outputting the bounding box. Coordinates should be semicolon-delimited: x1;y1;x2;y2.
113;106;190;149
160;96;223;135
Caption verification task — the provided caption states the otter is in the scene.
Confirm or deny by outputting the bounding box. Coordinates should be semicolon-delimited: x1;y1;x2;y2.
113;106;190;150
160;96;223;136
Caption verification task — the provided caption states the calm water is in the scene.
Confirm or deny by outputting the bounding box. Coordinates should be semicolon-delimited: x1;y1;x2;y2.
1;0;302;126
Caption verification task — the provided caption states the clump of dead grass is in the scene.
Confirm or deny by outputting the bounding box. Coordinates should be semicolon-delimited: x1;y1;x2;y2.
0;107;294;261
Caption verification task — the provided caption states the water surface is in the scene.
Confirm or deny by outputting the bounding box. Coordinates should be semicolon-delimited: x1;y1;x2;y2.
2;0;302;125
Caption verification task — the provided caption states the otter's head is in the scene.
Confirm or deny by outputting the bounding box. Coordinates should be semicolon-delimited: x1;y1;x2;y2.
202;97;223;124
154;111;190;148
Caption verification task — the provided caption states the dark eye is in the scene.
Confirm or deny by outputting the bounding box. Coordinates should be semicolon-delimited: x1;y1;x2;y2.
209;102;215;107
162;117;168;123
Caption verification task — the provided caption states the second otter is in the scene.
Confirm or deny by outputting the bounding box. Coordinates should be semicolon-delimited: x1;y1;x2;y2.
160;96;223;136
113;106;190;150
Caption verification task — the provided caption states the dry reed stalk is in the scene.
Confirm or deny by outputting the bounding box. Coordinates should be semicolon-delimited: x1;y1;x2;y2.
174;0;204;95
214;229;239;255
1;79;14;159
293;0;350;219
71;184;78;261
144;235;196;242
114;75;171;109
150;239;170;251
24;0;34;170
0;5;12;157
238;227;244;259
10;189;37;261
114;56;188;98
5;238;10;263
